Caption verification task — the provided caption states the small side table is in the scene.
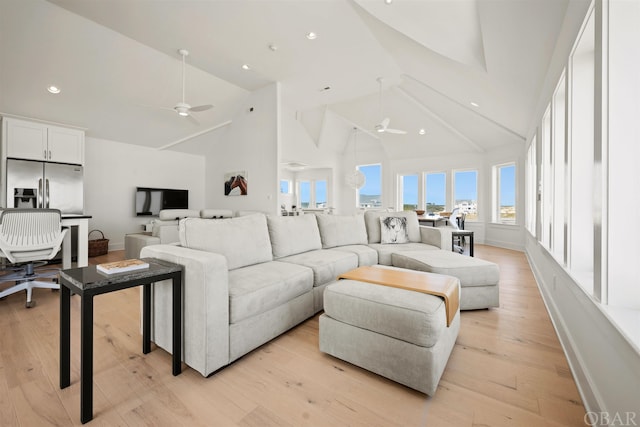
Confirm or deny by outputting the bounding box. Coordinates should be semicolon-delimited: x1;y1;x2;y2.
59;258;183;424
452;230;474;257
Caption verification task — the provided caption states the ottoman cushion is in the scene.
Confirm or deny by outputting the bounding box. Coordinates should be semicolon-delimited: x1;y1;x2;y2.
323;280;447;348
391;250;499;287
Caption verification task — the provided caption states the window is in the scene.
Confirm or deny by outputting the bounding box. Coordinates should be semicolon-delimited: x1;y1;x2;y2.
299;181;311;208
280;179;290;194
453;170;478;221
315;180;327;208
494;163;516;224
400;174;418;211
541;104;552;249
357;164;382;208
526;136;537;234
552;73;567;263
568;9;594;292
425;172;446;214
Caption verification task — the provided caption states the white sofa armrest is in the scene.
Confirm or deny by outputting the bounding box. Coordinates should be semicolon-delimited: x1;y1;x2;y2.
419;225;453;251
140;244;230;376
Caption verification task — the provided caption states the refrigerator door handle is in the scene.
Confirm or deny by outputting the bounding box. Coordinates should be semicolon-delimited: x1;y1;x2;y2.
38;178;44;208
45;179;50;208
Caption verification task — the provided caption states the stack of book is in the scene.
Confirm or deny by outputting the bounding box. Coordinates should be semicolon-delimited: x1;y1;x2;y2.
97;259;150;274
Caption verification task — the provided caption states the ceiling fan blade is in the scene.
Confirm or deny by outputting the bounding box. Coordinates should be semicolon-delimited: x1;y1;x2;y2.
189;104;214;113
385;128;407;135
185;113;200;126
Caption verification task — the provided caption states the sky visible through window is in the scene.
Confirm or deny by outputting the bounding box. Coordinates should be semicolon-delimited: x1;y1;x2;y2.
358;164;382;207
499;165;516;206
316;180;327;206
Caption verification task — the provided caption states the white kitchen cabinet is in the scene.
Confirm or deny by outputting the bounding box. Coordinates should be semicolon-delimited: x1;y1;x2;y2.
4;117;84;165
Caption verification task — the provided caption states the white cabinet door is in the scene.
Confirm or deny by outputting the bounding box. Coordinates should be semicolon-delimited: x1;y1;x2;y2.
48;125;84;164
6;118;47;160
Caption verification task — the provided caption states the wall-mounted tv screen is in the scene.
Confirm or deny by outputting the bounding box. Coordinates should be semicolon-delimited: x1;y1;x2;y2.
135;187;189;216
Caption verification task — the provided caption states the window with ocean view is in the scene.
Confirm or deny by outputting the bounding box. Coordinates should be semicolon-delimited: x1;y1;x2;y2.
299;181;311;208
425;172;446;214
357;164;382;209
494;163;516;224
315;180;327;208
400;174;418;211
454;170;478;221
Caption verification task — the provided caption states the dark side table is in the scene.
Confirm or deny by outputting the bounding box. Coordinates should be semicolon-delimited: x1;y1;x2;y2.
59;258;183;424
452;230;474;257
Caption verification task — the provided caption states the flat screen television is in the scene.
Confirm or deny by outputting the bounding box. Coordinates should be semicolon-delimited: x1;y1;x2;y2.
135;187;189;216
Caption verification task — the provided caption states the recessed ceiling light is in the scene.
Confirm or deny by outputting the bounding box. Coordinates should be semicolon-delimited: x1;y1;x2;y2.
47;85;61;94
306;32;317;40
241;64;251;70
470;101;479;107
385;0;393;4
419;128;426;135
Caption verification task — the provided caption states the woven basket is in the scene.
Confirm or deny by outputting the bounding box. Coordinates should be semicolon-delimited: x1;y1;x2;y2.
88;229;109;257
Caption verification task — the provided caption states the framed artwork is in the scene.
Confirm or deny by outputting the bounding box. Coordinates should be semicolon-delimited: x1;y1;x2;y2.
224;171;248;196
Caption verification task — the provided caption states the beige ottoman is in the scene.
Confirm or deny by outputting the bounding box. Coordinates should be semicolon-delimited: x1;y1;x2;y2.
319;278;460;396
391;250;499;310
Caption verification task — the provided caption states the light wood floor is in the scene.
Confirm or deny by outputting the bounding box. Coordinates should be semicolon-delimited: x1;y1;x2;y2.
0;245;587;426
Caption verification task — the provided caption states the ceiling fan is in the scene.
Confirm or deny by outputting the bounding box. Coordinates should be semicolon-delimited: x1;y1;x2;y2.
162;49;213;119
374;77;406;135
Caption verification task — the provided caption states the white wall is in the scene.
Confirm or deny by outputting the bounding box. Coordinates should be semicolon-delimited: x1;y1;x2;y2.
84;137;205;250
204;83;279;214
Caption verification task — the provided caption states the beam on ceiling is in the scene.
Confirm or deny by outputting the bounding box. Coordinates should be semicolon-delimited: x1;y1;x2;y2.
157;120;232;150
402;74;526;142
394;87;485;153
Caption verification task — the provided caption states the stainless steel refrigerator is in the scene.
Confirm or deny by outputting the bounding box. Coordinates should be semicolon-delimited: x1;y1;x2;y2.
6;158;84;214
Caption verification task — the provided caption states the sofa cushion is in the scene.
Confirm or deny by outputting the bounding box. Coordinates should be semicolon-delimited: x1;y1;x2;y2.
364;211;421;243
331;245;378;266
368;242;439;266
323;280;447;348
316;214;368;248
278;249;358;287
159;209;200;220
179;214;273;270
267;214;322;259
380;216;409;244
228;261;313;323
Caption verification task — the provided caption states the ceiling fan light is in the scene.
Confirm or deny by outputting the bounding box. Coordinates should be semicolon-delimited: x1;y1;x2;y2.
47;85;61;94
178;111;189;117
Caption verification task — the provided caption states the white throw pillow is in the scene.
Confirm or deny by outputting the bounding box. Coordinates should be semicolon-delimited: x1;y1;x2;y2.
365;210;420;243
380;216;409;244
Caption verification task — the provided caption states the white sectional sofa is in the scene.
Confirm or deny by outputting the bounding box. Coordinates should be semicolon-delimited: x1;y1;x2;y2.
125;209;233;259
140;210;452;377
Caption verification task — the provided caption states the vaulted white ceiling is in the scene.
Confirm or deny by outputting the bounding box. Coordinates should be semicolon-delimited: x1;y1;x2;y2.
0;0;575;159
